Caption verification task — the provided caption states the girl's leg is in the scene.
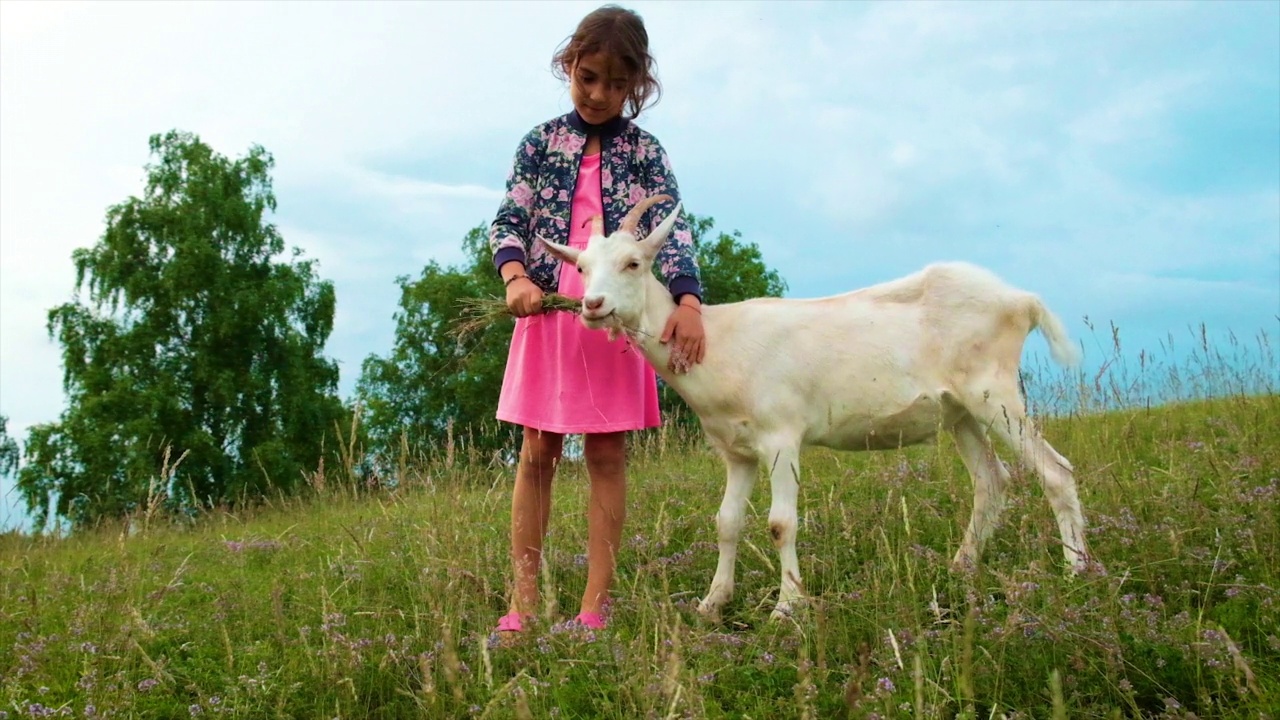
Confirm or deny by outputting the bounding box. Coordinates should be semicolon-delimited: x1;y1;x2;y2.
581;431;628;617
509;426;564;619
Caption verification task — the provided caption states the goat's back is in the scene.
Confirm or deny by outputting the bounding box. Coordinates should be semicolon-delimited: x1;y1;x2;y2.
707;260;1032;365
680;262;1056;450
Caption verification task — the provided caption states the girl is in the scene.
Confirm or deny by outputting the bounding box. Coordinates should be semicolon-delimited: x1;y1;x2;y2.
488;4;705;633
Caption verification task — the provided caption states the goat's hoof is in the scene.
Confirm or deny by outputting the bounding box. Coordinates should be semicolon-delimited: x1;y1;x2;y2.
696;598;724;622
1069;556;1106;578
697;585;732;620
769;598;806;623
949;553;978;575
769;606;801;624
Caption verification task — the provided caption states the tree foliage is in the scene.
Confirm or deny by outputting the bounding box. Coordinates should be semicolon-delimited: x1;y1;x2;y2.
684;214;788;305
17;130;346;530
355;226;520;464
355;211;787;461
0;415;18;480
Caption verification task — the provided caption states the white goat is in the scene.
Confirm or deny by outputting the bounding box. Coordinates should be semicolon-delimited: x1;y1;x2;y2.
541;194;1098;621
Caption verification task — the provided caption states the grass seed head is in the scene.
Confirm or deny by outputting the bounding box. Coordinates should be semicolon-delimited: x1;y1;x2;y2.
452;293;582;341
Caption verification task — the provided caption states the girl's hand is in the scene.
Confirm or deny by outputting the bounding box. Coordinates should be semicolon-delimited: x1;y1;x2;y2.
660;299;706;374
505;273;544;318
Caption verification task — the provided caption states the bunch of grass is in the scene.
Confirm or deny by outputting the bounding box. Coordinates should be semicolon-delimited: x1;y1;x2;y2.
452;293;582;340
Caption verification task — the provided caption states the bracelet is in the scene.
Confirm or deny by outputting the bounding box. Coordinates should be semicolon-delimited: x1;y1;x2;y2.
504;274;528;287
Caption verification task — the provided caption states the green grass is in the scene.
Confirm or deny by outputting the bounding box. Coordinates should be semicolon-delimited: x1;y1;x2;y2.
2;334;1278;719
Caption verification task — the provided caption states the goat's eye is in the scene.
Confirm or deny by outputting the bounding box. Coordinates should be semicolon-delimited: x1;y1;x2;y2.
627;261;640;270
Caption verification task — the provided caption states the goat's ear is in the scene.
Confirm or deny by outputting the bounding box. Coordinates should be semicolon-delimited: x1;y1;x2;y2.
541;237;580;266
639;201;682;257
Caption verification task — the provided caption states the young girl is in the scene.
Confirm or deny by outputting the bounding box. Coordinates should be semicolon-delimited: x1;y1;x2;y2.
488;4;706;633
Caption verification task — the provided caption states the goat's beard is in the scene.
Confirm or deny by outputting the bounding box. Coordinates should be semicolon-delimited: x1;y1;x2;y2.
579;311;627;343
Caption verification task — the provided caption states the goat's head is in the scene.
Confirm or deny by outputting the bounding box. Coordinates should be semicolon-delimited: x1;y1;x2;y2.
541;194;682;334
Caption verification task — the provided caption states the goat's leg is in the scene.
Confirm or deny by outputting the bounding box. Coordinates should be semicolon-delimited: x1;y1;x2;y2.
763;444;804;620
972;393;1094;574
697;454;758;620
1027;433;1095;574
949;414;1011;571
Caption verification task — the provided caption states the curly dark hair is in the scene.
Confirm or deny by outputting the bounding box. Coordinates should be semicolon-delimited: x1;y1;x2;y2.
551;4;662;119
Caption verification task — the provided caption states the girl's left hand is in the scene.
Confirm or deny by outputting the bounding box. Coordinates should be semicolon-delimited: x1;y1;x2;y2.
660;301;706;374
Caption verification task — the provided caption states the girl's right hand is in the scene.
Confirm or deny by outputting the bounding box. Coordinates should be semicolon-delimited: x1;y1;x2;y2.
506;276;544;317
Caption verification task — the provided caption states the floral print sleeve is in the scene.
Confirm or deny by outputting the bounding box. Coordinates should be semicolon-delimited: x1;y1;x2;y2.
637;134;702;301
488;126;546;271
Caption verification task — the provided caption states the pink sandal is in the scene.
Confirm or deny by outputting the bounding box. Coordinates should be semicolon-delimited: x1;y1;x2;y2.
574;611;607;630
495;611;533;633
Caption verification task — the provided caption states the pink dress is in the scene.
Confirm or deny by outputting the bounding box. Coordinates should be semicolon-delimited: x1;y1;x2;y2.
495;152;662;434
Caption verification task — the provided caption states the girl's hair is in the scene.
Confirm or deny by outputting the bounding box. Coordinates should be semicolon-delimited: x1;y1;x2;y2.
551;4;662;120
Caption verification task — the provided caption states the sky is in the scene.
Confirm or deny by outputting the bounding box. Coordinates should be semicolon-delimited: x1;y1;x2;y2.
1;0;1277;531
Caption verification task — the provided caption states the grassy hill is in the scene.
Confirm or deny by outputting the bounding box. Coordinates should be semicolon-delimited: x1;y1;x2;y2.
2;388;1277;718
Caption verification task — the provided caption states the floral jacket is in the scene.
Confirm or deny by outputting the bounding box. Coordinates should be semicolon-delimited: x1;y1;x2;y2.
489;109;702;303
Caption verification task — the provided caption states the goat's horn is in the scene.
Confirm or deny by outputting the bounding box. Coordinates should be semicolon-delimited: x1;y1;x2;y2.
620;193;673;237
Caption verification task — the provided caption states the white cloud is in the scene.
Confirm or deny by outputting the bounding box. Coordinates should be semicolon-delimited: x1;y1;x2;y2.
334;165;504;233
1064;71;1210;150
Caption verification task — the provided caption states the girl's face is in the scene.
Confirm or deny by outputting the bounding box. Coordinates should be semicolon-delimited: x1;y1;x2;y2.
569;52;631;125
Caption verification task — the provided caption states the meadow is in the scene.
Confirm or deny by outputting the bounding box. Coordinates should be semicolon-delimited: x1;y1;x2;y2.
2;324;1277;719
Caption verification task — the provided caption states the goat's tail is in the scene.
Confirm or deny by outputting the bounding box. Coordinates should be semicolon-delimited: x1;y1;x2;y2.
1026;295;1082;368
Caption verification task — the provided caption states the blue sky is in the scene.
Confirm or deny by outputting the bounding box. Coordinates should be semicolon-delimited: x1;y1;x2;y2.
2;0;1277;531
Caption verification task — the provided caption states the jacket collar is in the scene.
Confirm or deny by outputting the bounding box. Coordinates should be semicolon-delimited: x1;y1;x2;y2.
565;108;630;140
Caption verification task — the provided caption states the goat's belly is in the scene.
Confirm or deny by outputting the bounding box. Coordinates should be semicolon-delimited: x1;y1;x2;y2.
807;393;943;451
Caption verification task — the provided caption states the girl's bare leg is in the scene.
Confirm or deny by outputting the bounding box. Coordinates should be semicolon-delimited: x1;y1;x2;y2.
581;431;627;616
508;427;564;618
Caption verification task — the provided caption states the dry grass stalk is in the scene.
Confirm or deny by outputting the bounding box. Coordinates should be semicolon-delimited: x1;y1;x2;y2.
452;293;582;341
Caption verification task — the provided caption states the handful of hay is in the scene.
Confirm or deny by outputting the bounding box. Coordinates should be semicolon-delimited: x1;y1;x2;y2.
452;292;582;341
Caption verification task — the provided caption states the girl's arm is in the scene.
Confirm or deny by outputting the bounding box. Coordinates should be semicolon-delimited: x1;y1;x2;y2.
489;128;545;275
642;135;706;370
640;136;703;305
